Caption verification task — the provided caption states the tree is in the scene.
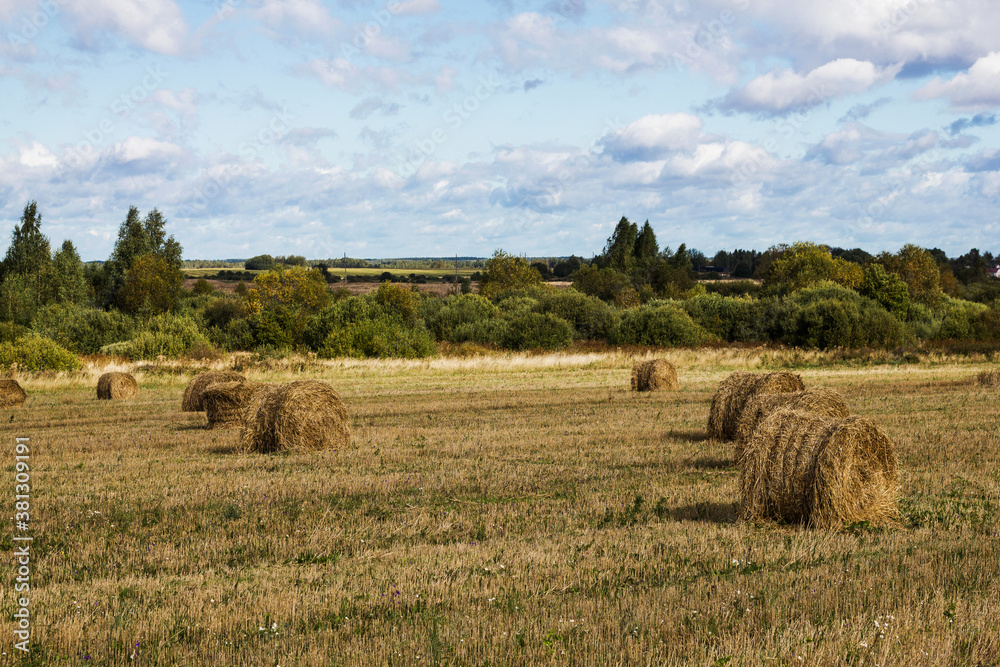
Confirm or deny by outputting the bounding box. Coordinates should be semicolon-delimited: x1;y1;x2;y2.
859;264;910;319
633;220;659;269
118;253;184;315
553;256;583;278
104;206;183;308
874;244;942;305
245;254;276;271
600;216;639;272
763;242;863;291
243;266;331;346
479;250;543;299
51;240;88;304
2;201;51;282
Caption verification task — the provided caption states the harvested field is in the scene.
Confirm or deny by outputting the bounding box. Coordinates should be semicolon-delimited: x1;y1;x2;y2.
3;350;1000;665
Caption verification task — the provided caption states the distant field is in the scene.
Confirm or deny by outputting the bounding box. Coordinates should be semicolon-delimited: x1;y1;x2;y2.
183;267;479;280
3;348;999;665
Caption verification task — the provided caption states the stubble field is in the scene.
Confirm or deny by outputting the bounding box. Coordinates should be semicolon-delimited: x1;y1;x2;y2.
2;348;1000;666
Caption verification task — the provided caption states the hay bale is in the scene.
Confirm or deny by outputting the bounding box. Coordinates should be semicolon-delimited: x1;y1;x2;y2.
739;409;899;529
203;381;260;429
96;372;138;400
0;379;26;408
734;387;850;456
181;371;246;411
240;380;350;453
707;371;805;441
976;370;1000;387
631;359;679;392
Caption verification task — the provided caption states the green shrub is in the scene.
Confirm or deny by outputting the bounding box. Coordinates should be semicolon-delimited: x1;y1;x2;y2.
859;264;910;319
32;304;137;354
453;318;510;347
704;280;762;298
502;312;574;350
0;321;31;344
0;335;81;371
191;278;215;295
771;283;907;349
318;318;435;359
99;313;210;359
496;296;539;315
532;289;617;341
681;293;762;342
613;304;713;347
420;294;500;343
936;297;989;340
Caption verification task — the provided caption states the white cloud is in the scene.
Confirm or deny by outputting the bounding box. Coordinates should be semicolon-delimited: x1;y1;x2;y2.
67;0;188;55
254;0;341;38
718;59;901;114
602;113;704;160
914;51;1000;110
391;0;441;16
19;142;59;168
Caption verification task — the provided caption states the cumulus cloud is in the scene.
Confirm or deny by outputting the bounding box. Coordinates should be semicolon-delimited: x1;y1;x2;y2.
601;113;704;161
254;0;341;38
390;0;441;16
66;0;188;55
915;52;1000;110
716;59;901;115
806;124;945;168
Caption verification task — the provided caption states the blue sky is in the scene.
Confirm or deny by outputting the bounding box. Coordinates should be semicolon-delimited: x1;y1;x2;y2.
1;0;999;260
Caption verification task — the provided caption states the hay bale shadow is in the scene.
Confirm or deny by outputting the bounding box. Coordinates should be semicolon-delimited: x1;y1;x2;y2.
669;429;709;443
689;456;733;470
668;501;738;523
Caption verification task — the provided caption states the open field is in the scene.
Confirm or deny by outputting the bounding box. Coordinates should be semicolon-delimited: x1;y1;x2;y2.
2;349;1000;665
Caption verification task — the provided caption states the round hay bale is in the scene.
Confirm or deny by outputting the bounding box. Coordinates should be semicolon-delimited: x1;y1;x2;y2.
0;379;26;408
240;380;350;453
631;359;679;392
976;370;1000;387
707;371;805;441
739;409;899;529
204;381;260;429
96;372;138;400
181;371;246;412
734;387;850;457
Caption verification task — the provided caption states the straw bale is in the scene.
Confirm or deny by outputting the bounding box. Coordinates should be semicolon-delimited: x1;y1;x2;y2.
96;372;138;400
734;387;850;457
204;381;259;429
0;379;26;408
707;371;805;441
181;371;246;411
976;370;1000;387
240;380;350;453
631;359;679;392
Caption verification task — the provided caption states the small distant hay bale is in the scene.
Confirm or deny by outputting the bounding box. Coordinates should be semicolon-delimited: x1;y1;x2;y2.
739;409;899;529
203;381;260;429
734;387;850;456
181;371;246;412
976;370;1000;387
240;380;350;453
707;371;805;441
631;359;679;392
0;379;26;408
96;372;138;400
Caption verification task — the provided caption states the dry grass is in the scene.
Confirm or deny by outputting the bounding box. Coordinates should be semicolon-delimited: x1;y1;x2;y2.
707;371;805;441
734;387;850;458
976;369;1000;387
96;371;138;400
240;379;351;453
630;358;679;392
739;409;899;529
181;371;247;411
2;350;1000;665
0;377;26;407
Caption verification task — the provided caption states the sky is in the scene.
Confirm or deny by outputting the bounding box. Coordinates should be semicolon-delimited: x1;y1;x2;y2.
1;0;1000;261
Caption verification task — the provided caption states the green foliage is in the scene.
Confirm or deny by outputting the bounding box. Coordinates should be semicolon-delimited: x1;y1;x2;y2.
0;334;81;371
103;207;183;308
681;293;762;342
496;296;539;315
502;312;574;350
599;216;639;272
936;297;990;340
613;304;713;347
51;240;89;304
532;289;618;341
762;242;864;291
318;319;435;359
0;274;41;326
420;294;500;342
191;278;215;295
244;254;275;271
0;321;30;344
1;201;51;284
119;253;184;315
452;318;510;347
771;283;907;349
32;304;136;354
244;266;331;347
874;244;942;306
859;264;910;319
572;265;631;302
99;314;209;360
479;250;544;299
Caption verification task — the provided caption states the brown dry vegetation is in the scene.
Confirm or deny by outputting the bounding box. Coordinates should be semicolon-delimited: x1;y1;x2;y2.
2;349;999;665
